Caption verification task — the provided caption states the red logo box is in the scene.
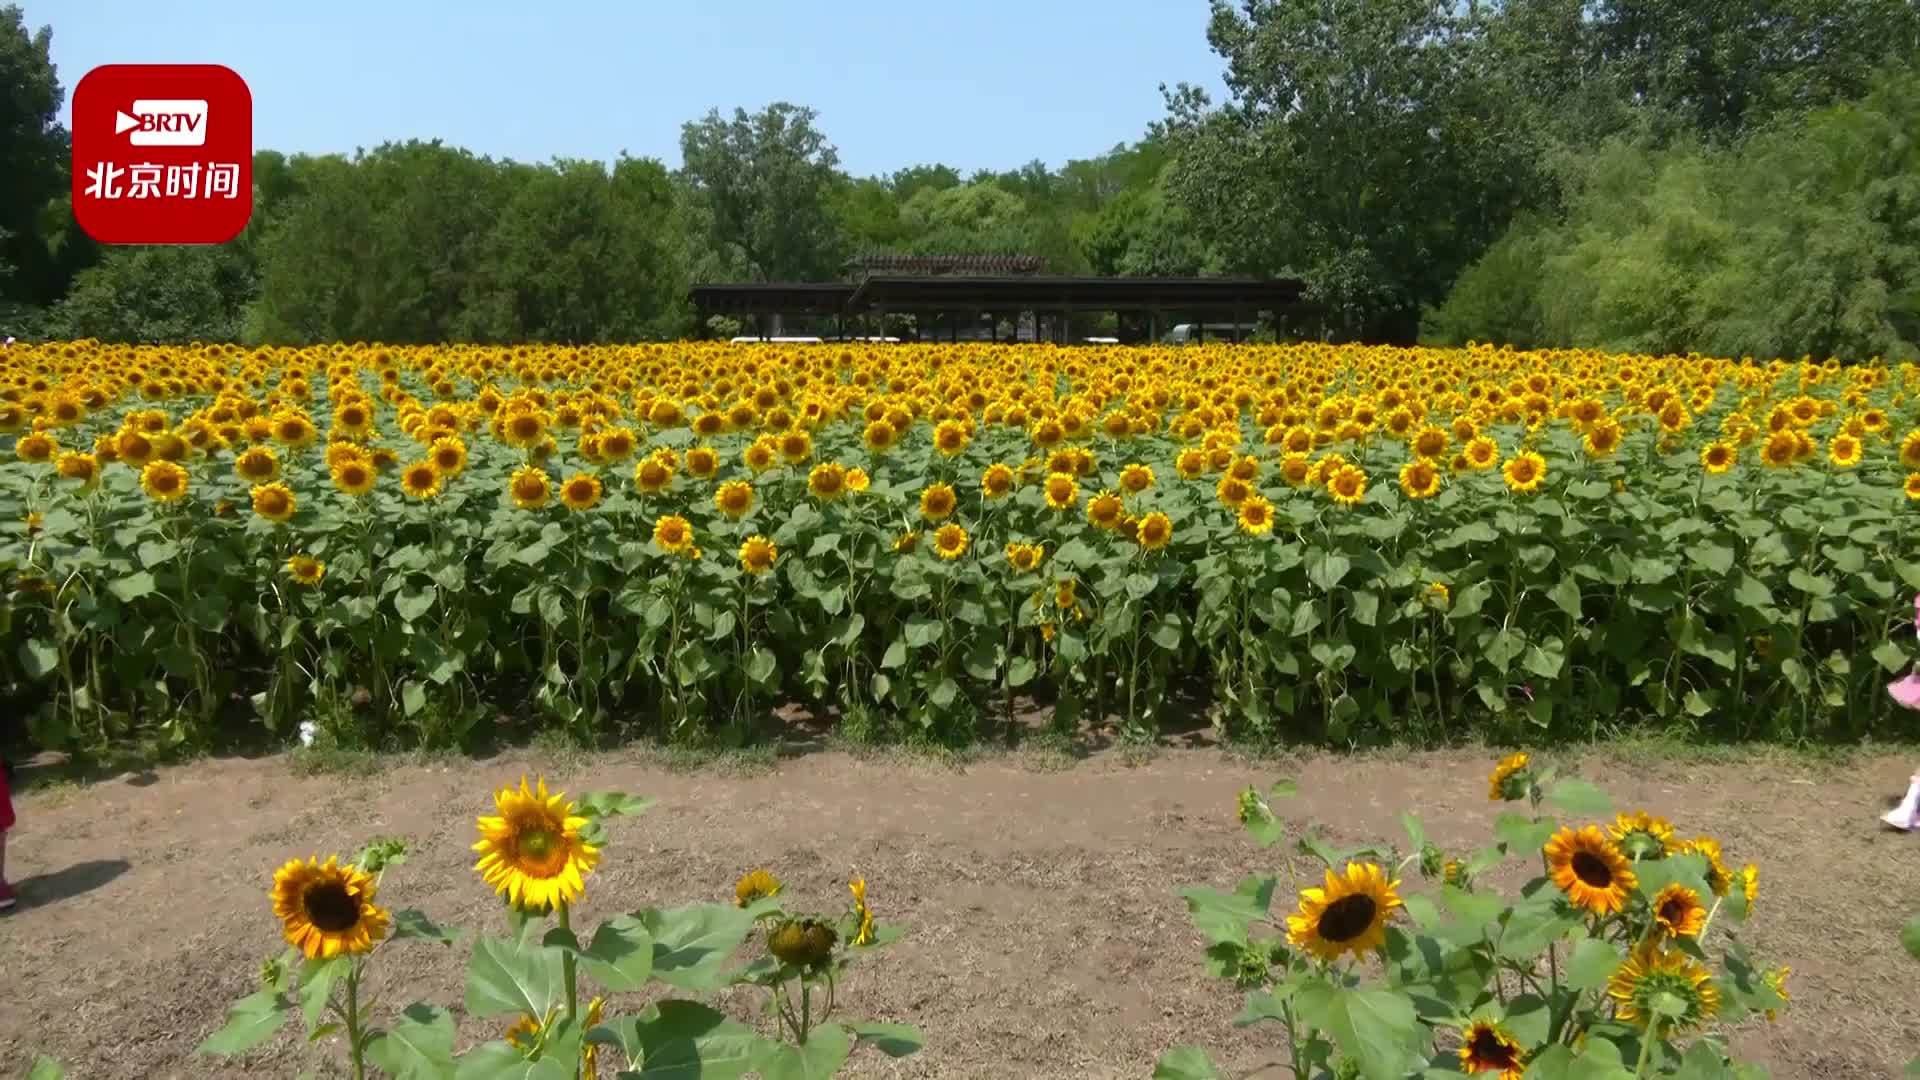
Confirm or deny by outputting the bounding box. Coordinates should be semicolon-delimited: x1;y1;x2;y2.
72;64;252;245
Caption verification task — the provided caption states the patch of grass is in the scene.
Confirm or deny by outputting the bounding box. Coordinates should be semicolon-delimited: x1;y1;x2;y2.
1586;732;1881;773
288;744;389;778
635;741;779;777
1013;729;1079;773
525;726;596;773
1116;742;1158;769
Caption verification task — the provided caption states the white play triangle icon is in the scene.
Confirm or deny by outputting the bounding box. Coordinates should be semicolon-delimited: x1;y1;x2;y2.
114;110;138;135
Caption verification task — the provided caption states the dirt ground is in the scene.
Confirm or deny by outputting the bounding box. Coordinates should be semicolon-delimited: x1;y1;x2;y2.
1;743;1915;1079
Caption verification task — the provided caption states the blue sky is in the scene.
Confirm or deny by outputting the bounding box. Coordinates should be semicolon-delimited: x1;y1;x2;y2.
26;1;1228;177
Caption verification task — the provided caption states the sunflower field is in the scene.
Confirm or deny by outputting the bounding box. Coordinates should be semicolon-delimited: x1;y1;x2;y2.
3;339;1920;757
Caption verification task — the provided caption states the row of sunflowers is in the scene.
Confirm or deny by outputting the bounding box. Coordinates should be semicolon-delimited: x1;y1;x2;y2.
4;339;1920;755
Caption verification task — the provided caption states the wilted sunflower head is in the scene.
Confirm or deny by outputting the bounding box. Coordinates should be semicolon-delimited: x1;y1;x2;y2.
767;917;838;969
270;856;390;959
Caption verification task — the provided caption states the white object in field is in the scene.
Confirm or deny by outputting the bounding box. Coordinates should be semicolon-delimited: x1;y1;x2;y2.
729;336;824;344
298;720;316;748
1081;337;1120;345
1885;776;1920;831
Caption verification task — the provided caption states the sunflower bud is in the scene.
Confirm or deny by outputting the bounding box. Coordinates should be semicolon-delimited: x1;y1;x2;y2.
768;918;837;968
1418;842;1445;880
1232;945;1267;989
1235;786;1267;825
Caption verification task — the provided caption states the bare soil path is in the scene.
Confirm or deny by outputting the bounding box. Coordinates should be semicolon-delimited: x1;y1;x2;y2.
1;746;1913;1078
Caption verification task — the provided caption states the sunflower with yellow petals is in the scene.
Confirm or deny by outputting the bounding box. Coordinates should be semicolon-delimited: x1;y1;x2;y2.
1285;861;1401;962
1543;825;1636;915
270;856;391;959
1457;1019;1525;1079
1607;943;1720;1031
472;777;600;912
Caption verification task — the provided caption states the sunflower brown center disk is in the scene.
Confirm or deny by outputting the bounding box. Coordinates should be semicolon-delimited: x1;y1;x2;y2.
1316;894;1377;943
304;882;362;933
1571;851;1613;888
512;820;568;877
1469;1030;1516;1065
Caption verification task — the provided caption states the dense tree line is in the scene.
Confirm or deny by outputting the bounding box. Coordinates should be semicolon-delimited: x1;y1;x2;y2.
3;1;1918;354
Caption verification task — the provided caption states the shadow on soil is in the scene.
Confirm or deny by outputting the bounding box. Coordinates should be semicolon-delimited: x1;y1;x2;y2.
10;858;130;910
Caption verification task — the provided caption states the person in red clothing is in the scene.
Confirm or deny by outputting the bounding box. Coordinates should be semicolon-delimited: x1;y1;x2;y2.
0;755;14;910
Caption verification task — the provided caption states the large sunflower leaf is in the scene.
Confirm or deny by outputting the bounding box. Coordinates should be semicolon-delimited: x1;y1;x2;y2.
1565;937;1623;992
757;1023;852;1080
464;934;565;1020
1153;1046;1224;1079
847;1021;923;1058
1545;779;1614;817
365;1004;457;1080
634;903;757;990
392;908;461;946
27;1057;65;1080
453;1039;576;1080
1903;913;1920;961
198;989;293;1055
1292;980;1424;1080
299;955;348;1031
1178;874;1276;946
576;791;655;819
588;1000;772;1079
542;916;656;992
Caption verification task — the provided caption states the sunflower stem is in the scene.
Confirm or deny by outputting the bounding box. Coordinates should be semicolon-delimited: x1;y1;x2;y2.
558;901;579;1040
344;961;366;1080
1635;1016;1661;1077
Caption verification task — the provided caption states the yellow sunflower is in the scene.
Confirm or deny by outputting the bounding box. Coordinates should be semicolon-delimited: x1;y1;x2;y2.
850;877;876;946
400;460;442;500
1828;433;1863;469
933;522;969;561
846;467;870;493
1005;542;1045;572
1650;882;1707;938
270;856;391;959
1679;837;1731;896
1285;861;1402;962
560;472;602;512
331;458;376;496
1043;472;1079;510
739;534;778;576
140;459;189;502
863;419;898;453
429;435;468;476
1326;464;1367;506
287;554;326;586
1137;511;1173;551
981;462;1016;498
1607;811;1675;859
735;868;783;907
1457;1020;1524;1079
1906;472;1920;502
633;454;674;494
1465;436;1500;471
251;482;296;524
1700;441;1736;474
1087;489;1126;530
1544;825;1637;915
808;462;848;501
1488;752;1530;800
1583;418;1624;458
472;777;600;912
1503;450;1547;493
933;419;970;456
509;465;552;510
685;445;719;479
714;480;754;518
1119;462;1155;493
1607;943;1720;1031
653;514;695;554
1237;493;1276;535
56;451;99;489
1399;458;1442;500
920;482;958;521
893;529;919;554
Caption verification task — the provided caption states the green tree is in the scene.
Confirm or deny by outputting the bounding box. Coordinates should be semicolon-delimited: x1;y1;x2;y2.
57;245;253;342
1161;0;1535;342
0;4;72;307
678;103;846;281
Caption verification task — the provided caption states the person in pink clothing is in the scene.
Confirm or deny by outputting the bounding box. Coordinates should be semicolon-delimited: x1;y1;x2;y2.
1884;595;1920;831
0;756;15;909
